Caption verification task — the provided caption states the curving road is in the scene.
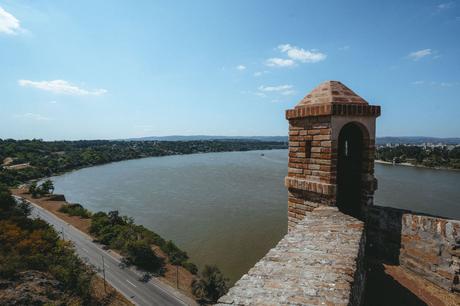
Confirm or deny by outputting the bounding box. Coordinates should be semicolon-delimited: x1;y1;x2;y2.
14;196;196;306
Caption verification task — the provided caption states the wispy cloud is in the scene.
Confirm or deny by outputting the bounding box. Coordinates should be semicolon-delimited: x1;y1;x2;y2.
0;6;22;35
253;71;269;77
437;2;454;10
339;45;351;51
265;44;326;68
258;84;295;96
265;57;295;67
14;113;51;121
278;44;327;63
411;80;459;87
18;79;107;96
236;65;246;71
408;49;432;61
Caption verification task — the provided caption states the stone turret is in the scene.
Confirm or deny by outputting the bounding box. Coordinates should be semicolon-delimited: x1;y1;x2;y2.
285;81;380;228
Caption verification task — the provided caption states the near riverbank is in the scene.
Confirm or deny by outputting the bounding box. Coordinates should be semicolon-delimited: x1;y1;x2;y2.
11;187;198;301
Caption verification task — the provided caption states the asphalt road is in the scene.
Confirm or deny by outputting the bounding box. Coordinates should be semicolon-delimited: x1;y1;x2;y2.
14;196;195;306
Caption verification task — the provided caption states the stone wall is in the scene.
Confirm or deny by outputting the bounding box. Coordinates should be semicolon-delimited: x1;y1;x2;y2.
217;207;366;305
366;206;460;293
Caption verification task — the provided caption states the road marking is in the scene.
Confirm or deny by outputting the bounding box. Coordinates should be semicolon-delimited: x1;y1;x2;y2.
82;247;89;253
126;280;137;287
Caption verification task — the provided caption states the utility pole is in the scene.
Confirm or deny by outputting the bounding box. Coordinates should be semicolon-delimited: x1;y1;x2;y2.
101;255;107;293
176;265;179;289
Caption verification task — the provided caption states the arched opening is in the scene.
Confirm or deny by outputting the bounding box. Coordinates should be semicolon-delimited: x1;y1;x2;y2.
337;122;365;219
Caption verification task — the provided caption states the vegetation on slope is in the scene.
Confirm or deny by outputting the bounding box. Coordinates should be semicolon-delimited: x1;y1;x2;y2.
376;145;460;169
0;184;95;304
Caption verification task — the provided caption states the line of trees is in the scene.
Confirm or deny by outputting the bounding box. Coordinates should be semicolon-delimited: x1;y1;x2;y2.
376;145;460;169
0;139;287;186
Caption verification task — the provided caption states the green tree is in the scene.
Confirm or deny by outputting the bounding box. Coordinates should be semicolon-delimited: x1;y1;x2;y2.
28;182;38;198
192;265;229;304
126;240;164;273
40;179;54;195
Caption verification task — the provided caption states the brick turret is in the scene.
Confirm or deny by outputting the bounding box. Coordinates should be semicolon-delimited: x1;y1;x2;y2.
285;81;381;229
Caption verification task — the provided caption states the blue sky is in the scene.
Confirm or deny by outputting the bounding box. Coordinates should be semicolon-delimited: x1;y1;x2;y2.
1;0;459;140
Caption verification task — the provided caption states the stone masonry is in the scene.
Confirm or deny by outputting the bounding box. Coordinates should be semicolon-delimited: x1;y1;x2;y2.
367;206;460;293
217;207;366;306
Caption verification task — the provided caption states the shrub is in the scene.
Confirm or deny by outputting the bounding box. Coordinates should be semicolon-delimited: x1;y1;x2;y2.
59;203;91;218
192;265;229;303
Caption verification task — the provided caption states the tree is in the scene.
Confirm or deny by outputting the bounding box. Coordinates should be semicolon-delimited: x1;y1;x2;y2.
126;240;164;272
39;179;54;195
108;210;124;225
28;182;39;198
0;184;16;216
192;265;229;304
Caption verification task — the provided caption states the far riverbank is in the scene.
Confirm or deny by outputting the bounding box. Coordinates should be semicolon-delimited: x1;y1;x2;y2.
375;159;460;171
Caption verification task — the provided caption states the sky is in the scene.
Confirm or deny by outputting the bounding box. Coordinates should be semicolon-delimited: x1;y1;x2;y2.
1;0;459;140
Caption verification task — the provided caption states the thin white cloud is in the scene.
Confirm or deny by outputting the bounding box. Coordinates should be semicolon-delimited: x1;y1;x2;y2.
258;84;295;96
412;80;425;85
408;49;432;61
18;79;107;96
259;85;293;92
0;6;21;35
265;58;295;67
236;65;246;71
14;113;51;121
437;2;454;10
253;71;269;77
339;45;351;51
278;44;327;63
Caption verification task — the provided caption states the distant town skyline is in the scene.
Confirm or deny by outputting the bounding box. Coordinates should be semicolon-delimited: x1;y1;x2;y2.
1;1;459;140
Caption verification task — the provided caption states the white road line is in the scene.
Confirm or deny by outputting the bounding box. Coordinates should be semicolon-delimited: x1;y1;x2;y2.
127;280;137;287
82;247;89;253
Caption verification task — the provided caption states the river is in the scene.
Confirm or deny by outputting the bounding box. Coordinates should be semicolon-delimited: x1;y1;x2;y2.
49;149;460;283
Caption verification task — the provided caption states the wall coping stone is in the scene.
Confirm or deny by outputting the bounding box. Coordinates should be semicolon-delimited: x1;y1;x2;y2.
217;207;365;306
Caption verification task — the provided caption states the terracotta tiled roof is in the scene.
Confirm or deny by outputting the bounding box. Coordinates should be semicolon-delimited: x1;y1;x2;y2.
296;81;368;107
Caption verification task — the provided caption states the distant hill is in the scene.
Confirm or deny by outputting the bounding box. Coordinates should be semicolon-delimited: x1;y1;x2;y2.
127;135;459;145
127;135;289;142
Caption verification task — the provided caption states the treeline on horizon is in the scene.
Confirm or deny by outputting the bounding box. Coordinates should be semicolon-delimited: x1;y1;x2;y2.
376;145;460;169
0;138;287;187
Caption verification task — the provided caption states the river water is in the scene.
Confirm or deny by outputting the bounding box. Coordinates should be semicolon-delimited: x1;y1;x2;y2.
49;149;460;283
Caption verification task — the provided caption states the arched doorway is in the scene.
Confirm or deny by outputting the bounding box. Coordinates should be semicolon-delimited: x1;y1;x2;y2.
337;122;365;219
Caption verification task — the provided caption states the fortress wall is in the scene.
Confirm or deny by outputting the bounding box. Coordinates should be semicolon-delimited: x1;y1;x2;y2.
217;207;366;306
366;206;460;293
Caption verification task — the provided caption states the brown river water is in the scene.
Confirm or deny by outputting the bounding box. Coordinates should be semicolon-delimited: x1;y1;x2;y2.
49;149;460;283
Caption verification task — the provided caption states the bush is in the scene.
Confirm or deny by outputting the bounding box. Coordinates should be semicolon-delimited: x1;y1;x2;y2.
0;185;94;302
126;240;164;273
59;203;91;218
183;262;198;275
192;265;229;303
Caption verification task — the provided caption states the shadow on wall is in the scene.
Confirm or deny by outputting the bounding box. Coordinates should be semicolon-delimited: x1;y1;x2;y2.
365;205;460;293
364;262;426;306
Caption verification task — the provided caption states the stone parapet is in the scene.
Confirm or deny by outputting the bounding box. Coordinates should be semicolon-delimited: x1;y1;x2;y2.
217;207;366;306
366;206;460;293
